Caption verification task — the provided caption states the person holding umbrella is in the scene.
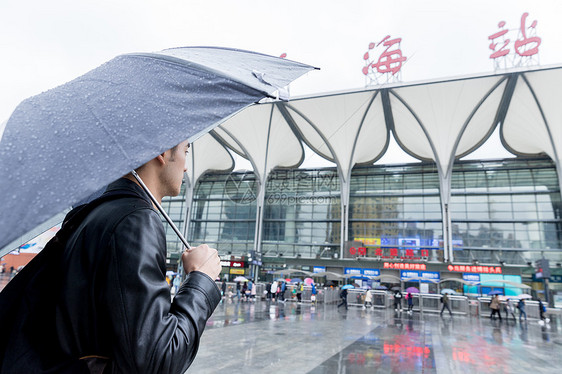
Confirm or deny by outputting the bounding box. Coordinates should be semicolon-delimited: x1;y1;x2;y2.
406;292;414;314
489;295;502;321
0;47;316;374
337;286;349;310
1;140;222;373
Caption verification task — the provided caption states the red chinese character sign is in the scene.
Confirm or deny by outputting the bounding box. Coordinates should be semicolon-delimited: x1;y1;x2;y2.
363;36;407;86
488;12;541;70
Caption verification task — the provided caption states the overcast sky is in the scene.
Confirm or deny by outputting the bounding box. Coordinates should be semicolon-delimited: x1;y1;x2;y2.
1;0;560;164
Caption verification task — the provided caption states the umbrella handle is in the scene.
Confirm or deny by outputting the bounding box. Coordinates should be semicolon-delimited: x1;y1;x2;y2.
131;170;191;250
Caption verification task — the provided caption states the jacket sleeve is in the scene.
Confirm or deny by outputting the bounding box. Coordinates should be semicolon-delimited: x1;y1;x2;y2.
104;208;221;373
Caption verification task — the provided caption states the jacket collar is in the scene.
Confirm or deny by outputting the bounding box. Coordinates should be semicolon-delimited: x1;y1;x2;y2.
104;177;153;206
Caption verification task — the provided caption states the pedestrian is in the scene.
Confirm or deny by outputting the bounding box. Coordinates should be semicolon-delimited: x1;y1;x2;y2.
247;280;253;297
0;140;221;373
489;295;502;321
265;282;272;300
440;293;453;316
393;289;403;311
407;292;414;313
242;282;248;301
250;282;257;301
517;298;527;323
363;289;373;309
221;278;227;298
296;282;303;303
172;275;181;295
538;299;548;324
236;281;241;302
279;281;286;302
311;283;317;304
505;298;516;321
337;288;348;310
271;280;278;302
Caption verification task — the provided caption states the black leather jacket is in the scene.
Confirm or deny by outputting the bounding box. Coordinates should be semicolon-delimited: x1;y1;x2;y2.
56;178;220;373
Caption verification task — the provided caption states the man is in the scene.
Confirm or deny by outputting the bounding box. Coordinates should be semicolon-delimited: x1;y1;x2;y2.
337;287;348;310
489;295;502;321
505;298;517;321
517;298;527;323
6;140;222;373
393;289;403;311
440;292;453;316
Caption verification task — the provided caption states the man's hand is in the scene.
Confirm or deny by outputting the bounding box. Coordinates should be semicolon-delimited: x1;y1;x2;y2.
182;244;221;280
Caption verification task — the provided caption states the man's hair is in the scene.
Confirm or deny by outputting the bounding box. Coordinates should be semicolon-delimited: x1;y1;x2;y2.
168;144;180;161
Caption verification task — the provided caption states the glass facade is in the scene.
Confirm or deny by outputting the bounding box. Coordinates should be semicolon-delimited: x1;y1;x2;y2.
348;163;444;261
450;158;561;265
160;157;561;267
188;172;257;255
262;169;341;258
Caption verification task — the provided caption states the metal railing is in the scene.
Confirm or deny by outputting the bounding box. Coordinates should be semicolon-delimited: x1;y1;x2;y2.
323;287;341;304
477;298;544;320
419;294;469;315
343;290;469;315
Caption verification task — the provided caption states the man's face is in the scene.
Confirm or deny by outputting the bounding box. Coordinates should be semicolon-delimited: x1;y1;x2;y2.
161;139;189;197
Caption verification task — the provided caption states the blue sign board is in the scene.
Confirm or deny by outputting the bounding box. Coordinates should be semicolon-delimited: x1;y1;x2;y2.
463;273;480;283
344;268;380;276
400;270;419;280
313;266;326;273
344;267;362;275
363;268;380;277
420;271;440;283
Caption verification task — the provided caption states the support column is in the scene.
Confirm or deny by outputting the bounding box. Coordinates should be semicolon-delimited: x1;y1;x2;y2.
253;182;266;282
340;175;350;259
439;173;452;263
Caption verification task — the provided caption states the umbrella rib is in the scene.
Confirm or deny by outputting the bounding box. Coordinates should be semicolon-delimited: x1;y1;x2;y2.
82;100;133;164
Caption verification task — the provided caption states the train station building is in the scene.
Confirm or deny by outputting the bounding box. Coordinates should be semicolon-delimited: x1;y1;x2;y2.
160;64;562;302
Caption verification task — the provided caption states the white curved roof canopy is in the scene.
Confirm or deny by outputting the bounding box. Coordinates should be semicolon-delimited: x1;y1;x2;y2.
213;104;304;183
502;68;562;167
189;64;562;192
186;132;234;186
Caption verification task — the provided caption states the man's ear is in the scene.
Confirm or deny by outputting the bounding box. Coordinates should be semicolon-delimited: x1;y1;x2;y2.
156;152;166;165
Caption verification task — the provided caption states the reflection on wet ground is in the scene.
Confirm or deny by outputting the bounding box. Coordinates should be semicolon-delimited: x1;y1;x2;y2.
1;274;559;373
189;300;562;373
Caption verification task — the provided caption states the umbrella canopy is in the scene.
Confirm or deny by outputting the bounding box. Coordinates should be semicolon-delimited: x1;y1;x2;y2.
341;284;354;290
233;276;248;282
488;290;503;295
304;278;314;285
517;294;532;299
405;287;419;294
274;278;286;282
0;47;316;251
440;288;457;295
391;286;401;291
290;278;303;283
360;285;372;290
375;285;388;290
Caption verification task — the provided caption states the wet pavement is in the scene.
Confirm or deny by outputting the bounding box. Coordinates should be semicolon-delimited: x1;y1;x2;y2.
1;274;559;373
189;300;562;373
